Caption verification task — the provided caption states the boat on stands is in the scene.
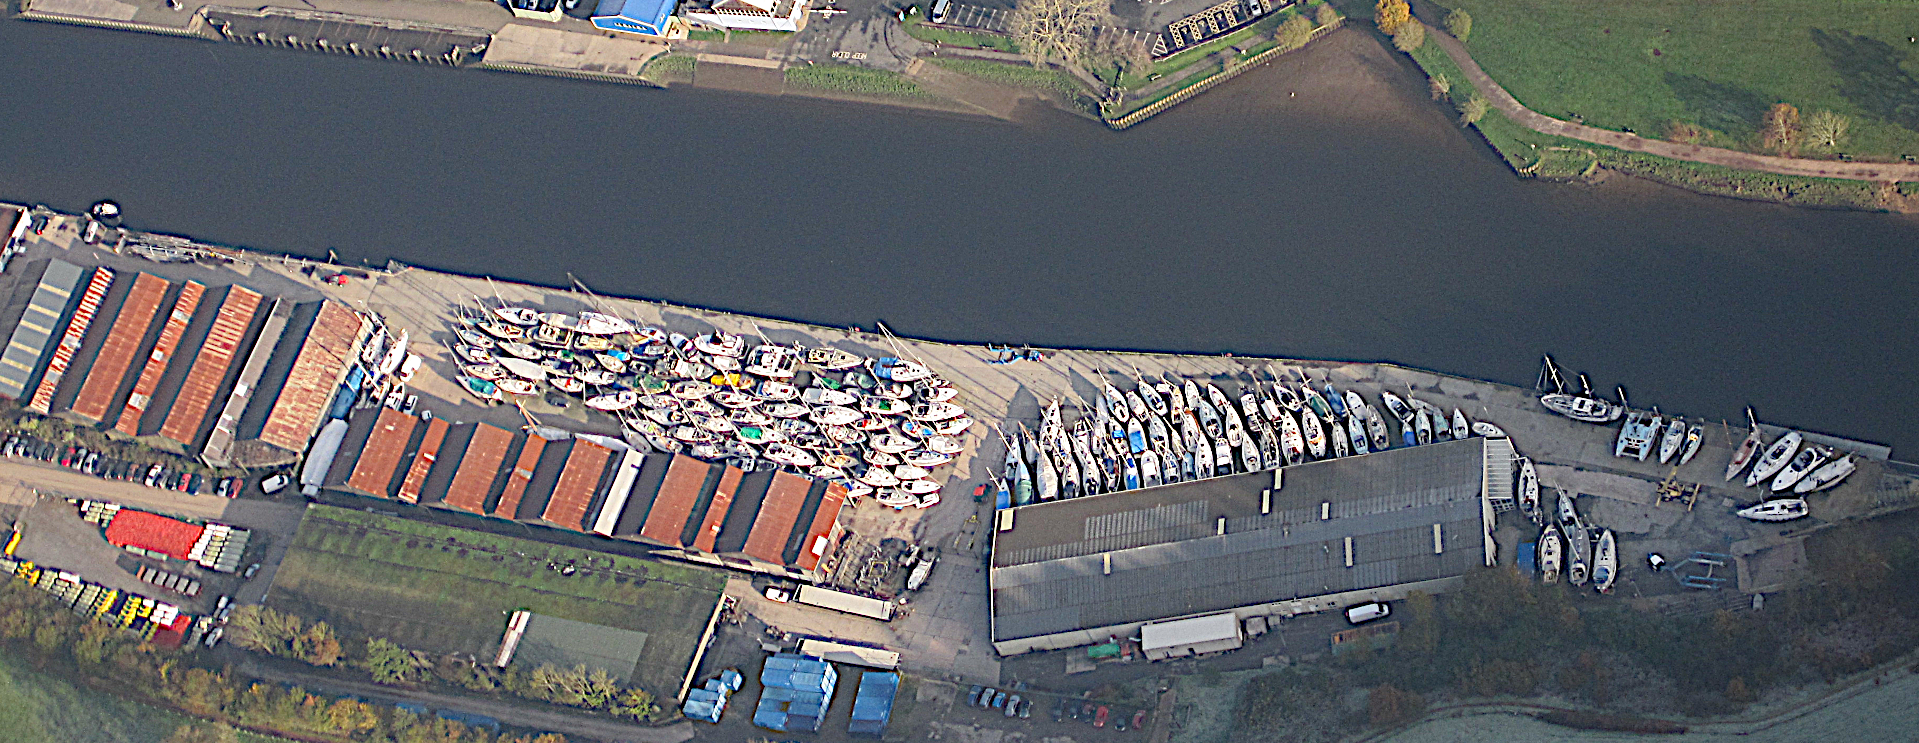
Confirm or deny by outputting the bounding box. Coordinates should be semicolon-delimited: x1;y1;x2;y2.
1536;356;1625;423
586;390;640;411
1727;424;1765;481
1346;412;1371;455
872;357;933;383
1299;409;1326;459
805;346;864;370
1518;457;1540;523
1538;524;1563;584
694;333;747;357
1592;530;1617;593
461;363;505;381
1746;430;1803;487
1364;403;1390;451
744;345;800;378
1615;410;1657;461
1472;421;1508;438
1771;445;1831;492
1276;409;1305;465
1795;455;1857;493
458;376;503;402
493;306;540;326
1658;417;1688;463
1380;390;1412;422
497;379;538;396
1451;409;1468;441
1737;498;1809;521
1678;424;1704;465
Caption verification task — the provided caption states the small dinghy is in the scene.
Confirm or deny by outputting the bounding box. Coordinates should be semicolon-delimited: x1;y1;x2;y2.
1346;412;1371;455
493;306;539;326
462;363;506;381
1451;409;1469;441
1658;417;1688;464
1746;431;1803;487
1737;498;1809;522
1471;421;1508;438
586;390;640;411
1518;457;1540;523
1364;404;1390;451
1381;390;1413;422
1795;455;1856;493
455;345;495;365
1771;445;1831;492
805;346;865;370
1299;409;1326;459
1592;530;1618;593
1678;424;1704;465
1538;524;1563;584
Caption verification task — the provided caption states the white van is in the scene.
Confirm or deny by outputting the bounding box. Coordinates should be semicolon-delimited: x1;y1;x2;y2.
1344;601;1390;625
930;0;950;23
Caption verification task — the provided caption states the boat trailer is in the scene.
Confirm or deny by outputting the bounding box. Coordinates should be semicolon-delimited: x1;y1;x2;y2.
1666;551;1734;590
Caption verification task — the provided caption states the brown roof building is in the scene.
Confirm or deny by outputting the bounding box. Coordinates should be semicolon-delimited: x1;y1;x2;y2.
228;301;366;466
792;483;847;572
538;439;617;531
740;471;813;565
395;417;449;504
116;280;204;436
639;455;713;546
690;466;744;553
68;273;170;424
438;422;515;515
157;285;262;449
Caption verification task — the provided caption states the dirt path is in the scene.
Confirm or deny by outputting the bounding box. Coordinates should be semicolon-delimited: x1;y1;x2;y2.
1424;22;1919;182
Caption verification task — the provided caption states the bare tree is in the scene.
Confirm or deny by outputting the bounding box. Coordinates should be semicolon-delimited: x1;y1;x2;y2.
1087;26;1153;81
1804;110;1851;152
1008;0;1106;69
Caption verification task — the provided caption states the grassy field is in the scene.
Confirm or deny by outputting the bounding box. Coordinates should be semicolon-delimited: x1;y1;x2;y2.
1436;0;1919;159
903;19;1020;53
267;506;725;694
0;651;276;743
785;65;936;99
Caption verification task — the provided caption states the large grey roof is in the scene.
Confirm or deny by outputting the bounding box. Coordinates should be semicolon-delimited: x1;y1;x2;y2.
991;438;1488;643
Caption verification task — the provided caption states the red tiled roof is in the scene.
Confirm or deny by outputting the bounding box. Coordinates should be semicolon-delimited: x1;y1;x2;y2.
396;417;448;504
541;439;614;530
792;483;846;571
117;281;204;435
741;471;811;563
347;408;418;498
691;465;744;553
71;273;170;422
27;267;114;415
640;454;712;546
256;302;363;453
158;285;261;446
444;423;513;515
493;433;548;519
103;510;203;561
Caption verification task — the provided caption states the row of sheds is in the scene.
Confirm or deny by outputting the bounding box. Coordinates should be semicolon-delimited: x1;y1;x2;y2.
313;406;850;581
0;258;371;468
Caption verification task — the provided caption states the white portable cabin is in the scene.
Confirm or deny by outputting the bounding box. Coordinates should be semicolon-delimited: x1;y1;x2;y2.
1140;612;1243;661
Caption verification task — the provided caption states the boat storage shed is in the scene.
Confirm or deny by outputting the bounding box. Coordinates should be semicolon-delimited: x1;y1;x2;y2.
989;437;1501;656
1140;612;1243;660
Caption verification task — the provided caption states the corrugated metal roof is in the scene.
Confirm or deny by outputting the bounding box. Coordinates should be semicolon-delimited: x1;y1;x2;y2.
792;483;845;571
254;301;364;453
347;408;419;498
541;438;615;530
0;260;85;400
396;417;449;504
640;454;712;545
443;422;514;515
71;273;170;422
116;280;204;435
989;439;1488;644
691;465;744;553
741;471;810;563
104;510;203;561
26;267;113;414
158;285;261;447
201;298;291;467
493;433;549;519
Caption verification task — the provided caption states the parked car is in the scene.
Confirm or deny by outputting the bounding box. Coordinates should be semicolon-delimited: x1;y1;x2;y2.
967;685;982;707
980;688;997;708
1132;709;1148;729
1052;697;1067;722
991;691;1007;709
763;585;792;603
260;473;289;494
145;464;163;487
243;563;261;579
82;452;99;474
215;477;234;499
59;446;75;467
1005;694;1020;717
187;473;204;495
1094;706;1109;728
1018;698;1031;719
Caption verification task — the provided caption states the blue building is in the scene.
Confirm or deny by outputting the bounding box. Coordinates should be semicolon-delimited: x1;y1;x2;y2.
591;0;678;36
753;653;837;733
848;671;899;738
682;669;744;724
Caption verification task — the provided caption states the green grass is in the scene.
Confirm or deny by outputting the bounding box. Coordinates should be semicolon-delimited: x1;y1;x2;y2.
785;64;936;99
1436;0;1919;160
902;19;1019;52
642;54;696;84
0;651;277;743
267;506;725;695
1120;12;1289;90
926;57;1086;96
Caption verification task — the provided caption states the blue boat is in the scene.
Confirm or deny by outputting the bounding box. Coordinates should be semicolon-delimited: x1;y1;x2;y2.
1402;419;1418;448
1325;384;1348;417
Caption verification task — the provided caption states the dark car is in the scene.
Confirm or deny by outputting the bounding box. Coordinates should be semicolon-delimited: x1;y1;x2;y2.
188;474;204;495
1018;698;1031;719
1052;697;1067;722
967;685;982;707
38;442;55;461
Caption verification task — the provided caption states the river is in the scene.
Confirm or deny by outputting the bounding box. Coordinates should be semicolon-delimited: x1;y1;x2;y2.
2;20;1917;453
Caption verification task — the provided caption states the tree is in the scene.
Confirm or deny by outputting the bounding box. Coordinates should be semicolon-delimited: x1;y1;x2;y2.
1725;675;1755;704
1401;591;1438;654
1444;9;1471;40
363;638;419;684
1428;72;1451;101
296;622;343;667
1086;28;1153;83
611;688;659;721
1315;3;1339;28
323;698;380;736
1392;21;1425;52
228;605;302;654
582;668;620;709
1007;0;1104;70
1367;684;1426;727
1805;110;1851;152
1459;93;1489;125
1276;15;1314;51
1374;0;1409;34
1761;102;1802;155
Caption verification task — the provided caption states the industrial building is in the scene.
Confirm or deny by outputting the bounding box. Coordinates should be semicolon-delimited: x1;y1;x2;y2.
0;259;370;468
315;406;849;582
988;438;1502;656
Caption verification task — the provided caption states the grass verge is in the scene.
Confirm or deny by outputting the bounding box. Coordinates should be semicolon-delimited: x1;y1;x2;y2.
785;64;936;99
903;19;1019;53
926;57;1086;97
266;505;725;695
642;54;696;85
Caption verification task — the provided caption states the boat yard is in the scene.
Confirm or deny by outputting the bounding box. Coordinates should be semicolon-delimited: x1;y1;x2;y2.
4;201;1919;702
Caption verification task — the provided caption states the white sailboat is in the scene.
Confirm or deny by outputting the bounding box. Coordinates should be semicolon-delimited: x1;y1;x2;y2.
1736;498;1809;522
1299;409;1326;459
1538;524;1562;584
1746;431;1803;487
1657;417;1687;463
1678;424;1704;465
1592;529;1617;593
1726;411;1765;481
1517;457;1540;524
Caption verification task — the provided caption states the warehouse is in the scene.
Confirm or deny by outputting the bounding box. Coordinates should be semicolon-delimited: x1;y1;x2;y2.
988;438;1501;656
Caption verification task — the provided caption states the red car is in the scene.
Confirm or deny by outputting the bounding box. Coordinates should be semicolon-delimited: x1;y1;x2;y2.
1094;706;1109;728
1132;710;1148;729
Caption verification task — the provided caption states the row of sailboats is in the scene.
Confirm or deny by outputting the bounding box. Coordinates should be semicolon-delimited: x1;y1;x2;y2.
1726;410;1856;522
1536;490;1617;593
994;369;1505;506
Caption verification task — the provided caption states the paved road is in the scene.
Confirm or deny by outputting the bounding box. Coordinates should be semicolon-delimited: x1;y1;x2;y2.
1424;22;1919;182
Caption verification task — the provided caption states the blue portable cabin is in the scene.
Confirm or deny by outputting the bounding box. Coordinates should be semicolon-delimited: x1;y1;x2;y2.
753;654;837;733
590;0;677;36
848;671;899;737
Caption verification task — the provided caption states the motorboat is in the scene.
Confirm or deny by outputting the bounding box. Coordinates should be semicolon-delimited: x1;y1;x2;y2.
1346;412;1370;455
1122;454;1140;490
1299;409;1326;459
744;345;801;378
1615;411;1657;461
1736;498;1809;522
1124;417;1147;454
1794;455;1856;494
1539;392;1625;423
799;347;859;371
1414;407;1433;445
1675;424;1704;465
594;353;627;374
493;306;540;326
1770;445;1831;492
1518;457;1540;523
872;357;933;383
1471;421;1508;438
1451;409;1469;441
694;332;747;357
1364;404;1390;451
909;401;964;422
1342;390;1366;420
1126;391;1151;422
1746;431;1803;487
1538;524;1563;584
1658;417;1688;463
1139;449;1161;488
755;380;800;401
1726;425;1765;481
1324;384;1348;418
586;390;640;411
1592;530;1617;593
1104;383;1131;422
1381;390;1413;422
672;380;720;400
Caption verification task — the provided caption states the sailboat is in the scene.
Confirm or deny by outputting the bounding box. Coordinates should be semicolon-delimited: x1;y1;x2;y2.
1220;400;1245;449
1364;403;1391;451
1192;426;1214;478
1518;457;1540;523
1328;417;1350;458
1300;385;1334;420
1126;391;1151;423
1125;417;1147;454
1213;435;1233;475
1299;409;1326;459
1746;431;1803;487
1058;446;1082;499
1794;455;1856;493
1736;498;1808;522
1536;357;1625;423
1592;530;1618;593
1726;414;1765;481
1140;448;1162;488
1034;447;1057;501
1238;437;1260;473
1414;406;1433;445
1137;373;1169;417
1123;454;1140;490
1451;409;1469;441
1538;524;1563;584
1770;445;1831;492
1104;383;1131;423
1324;383;1348;417
1275;410;1305;465
1343;391;1367;420
1381;390;1413;422
1557;490;1579;525
1471;421;1508;438
1658;417;1688;464
1346;411;1371;455
1195;394;1221;439
1566;525;1590;586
